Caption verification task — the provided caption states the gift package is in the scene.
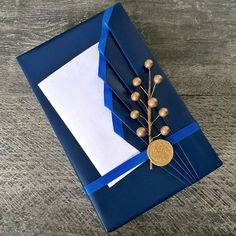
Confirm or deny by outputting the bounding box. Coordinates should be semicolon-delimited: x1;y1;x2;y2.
17;3;222;232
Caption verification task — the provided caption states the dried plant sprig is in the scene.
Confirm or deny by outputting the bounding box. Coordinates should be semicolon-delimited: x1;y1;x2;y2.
130;59;171;169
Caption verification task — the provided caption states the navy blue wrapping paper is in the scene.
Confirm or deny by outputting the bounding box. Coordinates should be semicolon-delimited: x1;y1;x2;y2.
17;3;222;232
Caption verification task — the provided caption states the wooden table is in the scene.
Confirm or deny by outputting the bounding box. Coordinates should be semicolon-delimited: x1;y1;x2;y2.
0;0;235;235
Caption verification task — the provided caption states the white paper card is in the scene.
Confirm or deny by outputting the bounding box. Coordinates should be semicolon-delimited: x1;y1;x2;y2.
38;43;140;186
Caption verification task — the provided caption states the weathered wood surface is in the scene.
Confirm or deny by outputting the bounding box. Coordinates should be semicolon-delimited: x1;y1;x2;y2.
0;0;235;235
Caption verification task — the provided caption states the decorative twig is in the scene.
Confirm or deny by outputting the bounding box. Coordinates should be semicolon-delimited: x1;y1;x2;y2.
130;59;171;169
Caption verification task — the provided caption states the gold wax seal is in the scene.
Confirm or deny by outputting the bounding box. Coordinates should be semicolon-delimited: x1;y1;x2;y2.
147;139;174;167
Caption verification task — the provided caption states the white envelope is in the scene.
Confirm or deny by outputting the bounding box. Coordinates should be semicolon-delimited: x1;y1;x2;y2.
38;43;140;186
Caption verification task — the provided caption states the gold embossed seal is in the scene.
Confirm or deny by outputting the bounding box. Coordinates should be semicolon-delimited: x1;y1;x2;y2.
147;139;174;167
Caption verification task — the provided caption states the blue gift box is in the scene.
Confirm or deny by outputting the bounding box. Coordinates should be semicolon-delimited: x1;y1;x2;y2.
17;3;222;232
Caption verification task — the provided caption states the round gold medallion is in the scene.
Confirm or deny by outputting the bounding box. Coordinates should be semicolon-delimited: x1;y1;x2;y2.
147;139;174;167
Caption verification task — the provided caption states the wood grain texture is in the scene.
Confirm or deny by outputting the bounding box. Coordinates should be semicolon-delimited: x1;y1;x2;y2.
0;0;235;235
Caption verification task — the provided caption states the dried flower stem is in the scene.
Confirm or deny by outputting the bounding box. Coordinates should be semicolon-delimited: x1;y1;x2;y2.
147;68;153;169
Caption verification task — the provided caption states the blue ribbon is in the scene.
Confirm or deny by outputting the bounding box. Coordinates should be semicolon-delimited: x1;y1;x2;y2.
84;121;200;196
112;113;124;139
166;122;200;144
103;82;113;110
98;5;114;81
